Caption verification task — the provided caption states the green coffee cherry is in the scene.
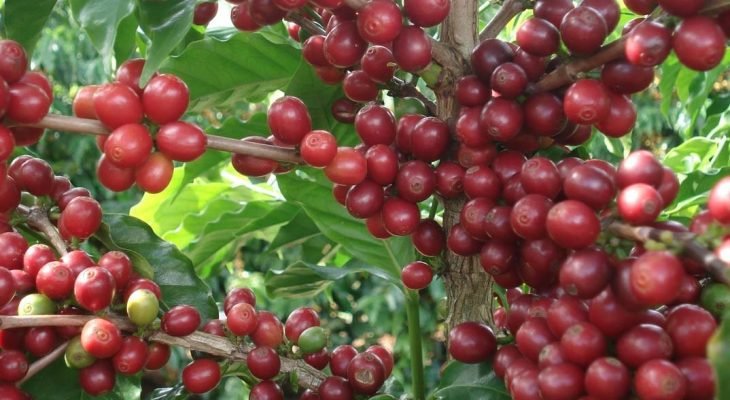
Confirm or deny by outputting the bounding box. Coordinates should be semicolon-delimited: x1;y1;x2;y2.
126;289;159;326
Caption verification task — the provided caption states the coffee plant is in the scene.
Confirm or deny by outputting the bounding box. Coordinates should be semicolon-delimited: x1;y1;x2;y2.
0;0;728;399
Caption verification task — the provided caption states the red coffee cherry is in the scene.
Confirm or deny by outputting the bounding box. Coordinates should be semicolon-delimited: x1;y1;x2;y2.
112;336;148;375
324;147;367;185
251;311;284;348
96;154;136;192
392;25;432;73
145;342;171;370
161;305;201;336
634;359;687;400
0;350;27;382
104;123;152;168
250;380;284;400
0;40;28;84
347;352;386;395
74;267;116;312
182;359;221;394
448;321;496;363
226;302;258;336
223;287;256;314
155;121;207;162
285;307;320;343
135;152;174;194
115;58;146;95
79;360;116;396
142;74;189;124
630;251;684;307
247;346;281;380
300;130;337;168
35;261;74;300
59;196;103;240
80;318;123;359
356;0;402;44
401;261;433;290
93;83;143;129
625;20;672;67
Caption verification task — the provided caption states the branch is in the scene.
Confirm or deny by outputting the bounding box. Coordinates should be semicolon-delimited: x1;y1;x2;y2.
478;0;527;41
18;341;69;385
15;205;69;256
0;315;327;390
387;77;438;115
20;114;302;164
530;38;625;93
285;11;325;35
607;222;730;284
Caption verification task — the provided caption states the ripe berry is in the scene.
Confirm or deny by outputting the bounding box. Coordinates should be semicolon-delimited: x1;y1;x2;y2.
490;62;528;99
145;342;171;370
392;25;432;72
356;0;402;44
618;183;663;225
634;360;687;400
319;376;353;400
625;21;672;67
366;144;398;185
354;104;396;146
79;360;116;396
546;200;600;249
331;345;358;377
401;261;433;290
601;60;654;94
227;302;258;336
74;267;115;312
560;6;607;54
673;16;726;72
516;317;556;361
300;130;337;167
0;350;27;382
60;196;103;239
155;121;207;162
247;346;281;380
584;357;631;400
80;318;123;359
251;311;284;347
250;380;284;400
142;74;189;124
448;321;496;363
347;352;386;395
0;40;27;84
324;21;367;68
24;326;58;358
224;287;256;314
624;0;657;14
135;152;174;193
630;251;684;307
194;2;219;25
230;3;262;31
162;305;201;336
381;197;420;236
523;92;566;137
182;359;221;394
112;336;147;375
534;0;574;27
559;248;611;299
115;58;145;95
404;0;449;27
516;18;559;57
96;154;136;192
470;39;514;83
560;322;607;366
35;261;74;300
455;75;490;107
324;147;367;185
676;357;715;400
480;98;523;141
665;304;716;358
93;83;143;129
595;93;637;138
411;219;445;256
538;363;585;400
709;176;730;223
657;0;703;17
563;79;611;125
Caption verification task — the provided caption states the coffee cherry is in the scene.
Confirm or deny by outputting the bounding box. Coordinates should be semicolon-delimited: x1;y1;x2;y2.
447;223;482;256
304;348;330;370
14;157;54;196
396;160;435;203
227;302;258;336
347;352;386;395
658;0;703;17
448;321;496;363
298;326;327;355
0;40;27;84
618;183;663;225
401;261;433;290
224;287;257;314
60;196;102;239
356;0;402;44
392;25;432;72
709;176;730;223
248;0;287;26
251;311;284;347
411;117;450;161
381;197;420;236
64;335;95;369
601;60;654;94
0;267;14;307
126;289;160;326
560;6;607;54
145;342;171;370
182;359;221;394
162;305;201;336
355;104;396;146
360;46;396;84
676;357;715;400
97;251;132;292
0;350;27;383
584;357;631;400
79;360;116;396
630;251;684;307
135;152;174;194
455;75;490;107
563;79;611;125
194;2;219;25
625;21;672;67
538;363;585;400
231;3;262;31
7;82;51;124
319;376;353;400
300;130;337;168
96;154;136;192
155;121;207;162
24;326;58;357
35;261;74;300
324;147;367;185
559;248;611;299
231;137;280;177
324;21;367;68
560;322;607;367
18;293;56;316
624;0;657;14
93;83;143;129
365;144;398;185
546;200;601;249
665;304;716;358
517;18;559;57
471;39;514;83
534;0;574;27
331;97;359;123
81;318;122;359
284;307;320;343
112;336;147;375
115;58;145;95
595;93;637;138
330;344;358;377
404;0;449;27
634;359;687;400
673;16;726;72
511;194;553;240
343;70;378;102
247;346;281;380
124;278;162;303
102;122;153;168
523;92;566;137
142;74;189;124
480;97;523;141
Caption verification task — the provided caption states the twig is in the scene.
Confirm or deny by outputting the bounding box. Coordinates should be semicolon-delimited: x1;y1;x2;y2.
18;341;69;385
478;0;527;41
387;77;438;115
702;0;730;15
0;315;327;390
15;205;69;256
285;11;325;35
607;221;730;284
19;114;302;164
530;39;626;93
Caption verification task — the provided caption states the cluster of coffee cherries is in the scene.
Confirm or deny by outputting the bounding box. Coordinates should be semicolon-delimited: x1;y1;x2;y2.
168;287;395;399
73;59;207;194
439;175;730;400
0;229;170;398
0;155;103;241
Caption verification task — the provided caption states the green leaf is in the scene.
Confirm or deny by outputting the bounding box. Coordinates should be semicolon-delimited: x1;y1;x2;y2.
22;358;141;400
429;362;510;400
184;200;300;269
663;137;720;174
161;29;300;111
709;317;730;399
3;0;57;55
95;213;217;319
267;210;322;252
136;0;196;85
69;0;136;66
265;260;398;298
114;12;139;66
277;169;412;281
659;55;681;118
